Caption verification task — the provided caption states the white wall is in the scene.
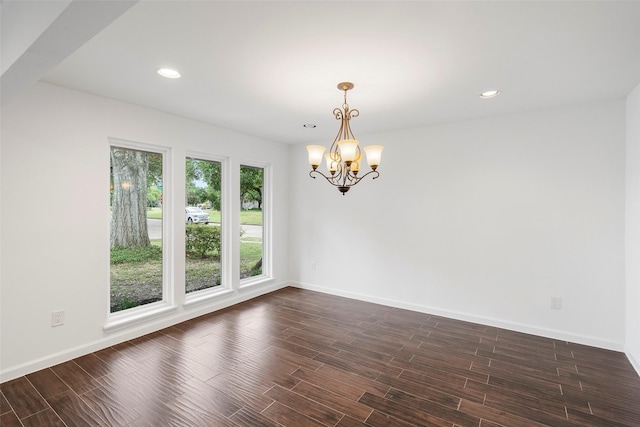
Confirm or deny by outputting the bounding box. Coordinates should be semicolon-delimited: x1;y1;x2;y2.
0;81;632;381
290;100;627;350
626;83;640;374
0;82;290;381
0;0;71;75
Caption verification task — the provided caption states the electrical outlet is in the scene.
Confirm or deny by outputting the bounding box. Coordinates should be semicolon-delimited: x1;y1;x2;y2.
51;310;65;327
311;262;317;272
550;297;562;310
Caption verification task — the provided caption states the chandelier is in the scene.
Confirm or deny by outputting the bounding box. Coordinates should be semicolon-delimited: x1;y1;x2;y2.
306;82;383;195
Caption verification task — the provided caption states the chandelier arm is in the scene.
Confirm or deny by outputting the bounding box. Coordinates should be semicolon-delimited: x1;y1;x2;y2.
343;113;349;141
309;168;379;188
342;168;351;187
334;164;345;184
342;109;358;140
331;116;345;153
340;169;379;192
356;169;380;182
310;162;346;182
344;169;357;185
310;169;345;186
348;170;374;185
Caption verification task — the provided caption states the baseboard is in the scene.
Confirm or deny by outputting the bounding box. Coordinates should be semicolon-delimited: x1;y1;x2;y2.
290;281;625;352
626;348;640;377
0;281;289;383
4;280;629;383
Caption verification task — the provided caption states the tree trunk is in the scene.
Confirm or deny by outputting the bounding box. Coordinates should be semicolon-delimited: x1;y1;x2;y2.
110;147;151;248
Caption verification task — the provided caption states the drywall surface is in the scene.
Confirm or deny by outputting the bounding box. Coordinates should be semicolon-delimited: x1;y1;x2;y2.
290;100;626;350
626;83;640;374
0;82;289;381
0;1;71;75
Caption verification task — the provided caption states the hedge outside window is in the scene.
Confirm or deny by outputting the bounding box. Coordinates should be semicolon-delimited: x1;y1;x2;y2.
185;157;223;293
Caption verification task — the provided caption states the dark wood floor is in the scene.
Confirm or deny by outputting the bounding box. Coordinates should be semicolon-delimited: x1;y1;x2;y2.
2;287;640;427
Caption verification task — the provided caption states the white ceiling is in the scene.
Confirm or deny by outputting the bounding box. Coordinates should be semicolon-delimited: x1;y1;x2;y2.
6;1;640;144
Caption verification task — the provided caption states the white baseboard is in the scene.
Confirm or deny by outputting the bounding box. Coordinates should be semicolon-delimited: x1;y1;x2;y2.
0;281;288;383
4;281;631;383
626;348;640;377
289;281;625;352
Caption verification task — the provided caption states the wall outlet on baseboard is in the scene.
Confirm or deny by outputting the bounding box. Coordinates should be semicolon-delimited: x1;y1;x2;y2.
51;310;65;327
311;262;316;272
550;297;562;310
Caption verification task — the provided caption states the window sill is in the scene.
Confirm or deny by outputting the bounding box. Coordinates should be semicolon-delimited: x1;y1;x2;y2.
238;275;273;291
104;302;177;334
184;287;234;308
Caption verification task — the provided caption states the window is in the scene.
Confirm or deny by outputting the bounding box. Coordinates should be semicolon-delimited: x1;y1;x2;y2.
109;144;165;313
185;157;223;293
240;165;265;280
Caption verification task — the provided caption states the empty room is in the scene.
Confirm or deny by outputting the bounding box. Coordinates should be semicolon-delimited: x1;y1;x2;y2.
2;1;640;426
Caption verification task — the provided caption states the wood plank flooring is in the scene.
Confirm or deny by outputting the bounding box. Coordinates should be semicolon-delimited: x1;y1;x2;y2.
2;287;640;426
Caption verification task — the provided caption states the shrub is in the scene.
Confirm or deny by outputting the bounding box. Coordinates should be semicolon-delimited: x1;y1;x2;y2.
186;225;221;259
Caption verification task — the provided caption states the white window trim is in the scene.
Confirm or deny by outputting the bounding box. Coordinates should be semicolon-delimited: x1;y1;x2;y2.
184;288;234;308
105;138;174;333
184;152;232;307
104;302;178;333
238;161;272;289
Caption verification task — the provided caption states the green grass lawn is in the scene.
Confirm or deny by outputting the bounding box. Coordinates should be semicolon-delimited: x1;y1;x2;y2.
146;207;262;225
239;241;262;278
147;207;162;219
205;209;262;225
238;209;263;225
111;205;263;312
110;239;262;312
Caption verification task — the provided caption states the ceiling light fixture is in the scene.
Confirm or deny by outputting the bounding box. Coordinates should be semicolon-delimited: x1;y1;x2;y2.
480;89;500;98
157;68;181;79
306;82;383;195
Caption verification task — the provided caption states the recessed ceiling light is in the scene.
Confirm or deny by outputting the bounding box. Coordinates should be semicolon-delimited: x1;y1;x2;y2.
303;124;317;128
480;90;500;99
157;68;181;79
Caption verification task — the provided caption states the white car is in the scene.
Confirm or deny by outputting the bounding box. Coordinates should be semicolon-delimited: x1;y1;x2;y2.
185;207;210;224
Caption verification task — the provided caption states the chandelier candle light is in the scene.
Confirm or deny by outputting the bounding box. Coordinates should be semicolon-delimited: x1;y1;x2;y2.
307;82;383;195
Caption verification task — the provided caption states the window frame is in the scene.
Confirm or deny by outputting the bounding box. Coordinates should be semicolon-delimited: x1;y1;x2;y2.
238;161;272;289
105;138;175;333
184;152;233;307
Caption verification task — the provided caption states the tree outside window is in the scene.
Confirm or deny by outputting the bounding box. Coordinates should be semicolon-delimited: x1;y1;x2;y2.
110;146;163;313
240;165;263;279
